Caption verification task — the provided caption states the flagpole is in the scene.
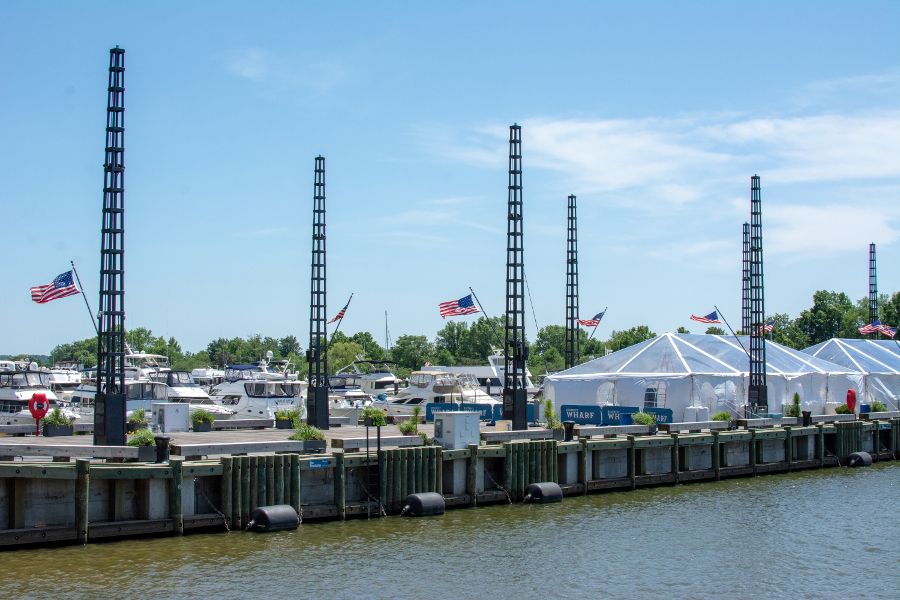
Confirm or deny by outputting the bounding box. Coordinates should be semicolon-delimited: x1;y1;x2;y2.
587;307;608;342
468;286;503;347
328;293;353;346
70;260;99;336
713;304;748;357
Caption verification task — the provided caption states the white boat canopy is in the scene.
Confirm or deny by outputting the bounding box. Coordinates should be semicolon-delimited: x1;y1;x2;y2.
803;338;900;410
544;333;864;420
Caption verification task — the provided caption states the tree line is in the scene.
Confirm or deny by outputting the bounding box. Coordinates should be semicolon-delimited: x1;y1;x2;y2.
38;289;900;381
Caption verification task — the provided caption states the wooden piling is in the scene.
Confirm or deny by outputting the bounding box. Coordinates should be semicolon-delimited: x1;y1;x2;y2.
169;456;184;536
232;456;243;529
711;431;721;480
221;457;233;529
273;454;284;504
75;458;90;544
240;456;251;525
256;455;266;508
289;454;300;514
749;430;758;476
265;454;275;506
784;426;793;472
392;450;401;512
578;439;588;494
467;443;478;506
334;451;346;519
670;434;680;485
248;456;258;511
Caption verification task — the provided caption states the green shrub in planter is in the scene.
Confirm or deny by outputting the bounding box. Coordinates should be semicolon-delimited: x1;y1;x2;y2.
289;423;325;441
42;407;75;436
398;417;418;435
870;401;887;413
543;398;562;430
127;408;148;432
127;428;156;447
630;411;656;426
785;393;801;417
711;411;732;422
834;404;852;414
361;406;387;427
191;408;216;431
276;408;300;429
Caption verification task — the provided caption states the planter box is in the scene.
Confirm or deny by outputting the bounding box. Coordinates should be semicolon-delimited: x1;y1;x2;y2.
42;424;74;437
193;422;212;433
275;419;293;430
298;440;326;454
137;445;156;462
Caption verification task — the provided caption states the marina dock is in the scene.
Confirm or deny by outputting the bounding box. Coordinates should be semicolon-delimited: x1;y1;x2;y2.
1;416;897;549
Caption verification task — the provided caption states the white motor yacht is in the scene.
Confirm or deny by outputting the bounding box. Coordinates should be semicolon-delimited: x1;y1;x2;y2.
422;349;540;398
44;361;83;402
0;366;77;426
209;362;307;419
69;366;168;423
350;360;403;399
191;367;226;390
377;370;500;418
149;370;234;417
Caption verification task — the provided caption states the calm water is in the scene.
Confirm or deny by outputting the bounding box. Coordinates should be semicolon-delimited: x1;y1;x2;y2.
4;464;898;599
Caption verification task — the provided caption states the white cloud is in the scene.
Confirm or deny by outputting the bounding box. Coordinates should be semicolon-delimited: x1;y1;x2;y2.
224;48;350;94
766;202;900;257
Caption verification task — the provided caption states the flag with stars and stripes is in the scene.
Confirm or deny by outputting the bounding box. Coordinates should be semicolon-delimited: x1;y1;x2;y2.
30;270;79;304
438;294;479;318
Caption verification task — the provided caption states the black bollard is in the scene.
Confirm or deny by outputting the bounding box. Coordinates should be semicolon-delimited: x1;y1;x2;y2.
563;420;576;442
801;411;812;427
154;435;170;463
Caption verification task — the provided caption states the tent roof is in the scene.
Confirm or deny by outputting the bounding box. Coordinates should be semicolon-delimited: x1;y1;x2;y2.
548;333;858;381
802;338;900;374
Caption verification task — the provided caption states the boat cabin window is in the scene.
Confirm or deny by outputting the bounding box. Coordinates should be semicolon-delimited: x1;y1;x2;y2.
169;372;196;386
4;372;51;388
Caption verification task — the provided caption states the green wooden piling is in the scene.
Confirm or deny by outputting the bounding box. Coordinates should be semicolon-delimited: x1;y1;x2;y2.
392;450;402;512
711;431;720;480
75;458;90;544
170;456;184;536
240;456;251;524
382;449;392;511
518;442;527;498
749;430;758;476
248;456;258;511
627;437;636;489
282;453;291;505
407;448;416;496
414;447;424;493
503;442;513;493
274;454;284;505
435;447;443;494
467;443;478;506
256;455;266;508
290;454;300;514
233;456;243;528
221;457;233;529
578;439;588;494
334;451;346;519
265;454;275;505
670;434;680;484
784;426;793;471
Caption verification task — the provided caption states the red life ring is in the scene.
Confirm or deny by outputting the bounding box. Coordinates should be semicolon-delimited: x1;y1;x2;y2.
29;393;50;419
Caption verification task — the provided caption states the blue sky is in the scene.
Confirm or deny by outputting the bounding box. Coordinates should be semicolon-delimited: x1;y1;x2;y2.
3;1;899;355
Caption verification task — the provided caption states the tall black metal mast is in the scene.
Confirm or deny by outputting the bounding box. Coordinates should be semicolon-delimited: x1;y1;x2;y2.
748;175;767;415
869;243;878;337
742;222;751;334
503;124;528;430
95;47;127;446
564;194;579;369
306;156;329;429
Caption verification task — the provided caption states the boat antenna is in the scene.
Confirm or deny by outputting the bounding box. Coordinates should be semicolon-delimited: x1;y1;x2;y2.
70;259;99;336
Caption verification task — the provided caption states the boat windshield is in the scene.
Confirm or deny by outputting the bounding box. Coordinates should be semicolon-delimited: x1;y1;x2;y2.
125;382;168;400
169;372;197;387
0;371;51;388
457;373;481;389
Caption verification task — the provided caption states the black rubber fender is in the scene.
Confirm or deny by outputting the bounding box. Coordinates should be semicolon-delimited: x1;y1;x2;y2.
523;482;563;504
402;492;446;517
848;451;873;467
246;505;300;531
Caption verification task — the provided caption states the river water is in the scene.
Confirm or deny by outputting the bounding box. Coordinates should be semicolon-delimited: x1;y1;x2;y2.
4;464;898;599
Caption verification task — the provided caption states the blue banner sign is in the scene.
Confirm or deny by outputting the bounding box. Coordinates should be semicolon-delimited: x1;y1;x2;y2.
618;406;674;424
560;404;604;425
426;403;494;422
492;404;535;422
307;459;331;470
602;405;639;425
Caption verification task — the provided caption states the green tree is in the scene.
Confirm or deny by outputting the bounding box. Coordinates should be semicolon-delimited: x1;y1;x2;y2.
794;291;863;345
880;292;900;327
606;325;656;352
50;337;97;368
767;313;808;349
390;335;435;371
676;326;690;334
705;326;725;335
328;341;365;375
278;335;301;357
435;321;469;361
349;331;386;360
462;317;504;361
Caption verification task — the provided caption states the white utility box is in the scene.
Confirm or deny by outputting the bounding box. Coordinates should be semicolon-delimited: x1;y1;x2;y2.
683;405;710;422
433;411;480;450
152;402;191;433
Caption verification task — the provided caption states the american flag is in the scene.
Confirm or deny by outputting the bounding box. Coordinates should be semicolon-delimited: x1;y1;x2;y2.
878;324;896;338
690;310;720;324
859;320;881;335
438;294;479;318
30;270;79;304
760;319;775;333
578;309;607;327
327;298;351;324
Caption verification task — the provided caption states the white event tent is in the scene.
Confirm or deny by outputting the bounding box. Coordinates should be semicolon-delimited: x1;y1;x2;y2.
802;338;900;410
544;333;863;421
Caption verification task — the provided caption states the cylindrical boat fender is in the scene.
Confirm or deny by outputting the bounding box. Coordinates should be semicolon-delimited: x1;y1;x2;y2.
848;451;873;468
523;482;563;504
246;505;300;532
401;492;446;517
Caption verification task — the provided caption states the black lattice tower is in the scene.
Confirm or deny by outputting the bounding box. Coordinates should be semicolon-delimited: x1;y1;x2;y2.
748;175;767;414
306;156;329;429
95;47;127;446
742;222;750;334
503;124;528;430
564;194;579;369
868;243;878;336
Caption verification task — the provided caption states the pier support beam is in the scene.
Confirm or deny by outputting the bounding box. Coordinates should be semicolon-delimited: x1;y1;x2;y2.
169;457;183;535
75;459;90;544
